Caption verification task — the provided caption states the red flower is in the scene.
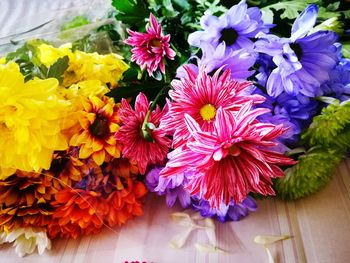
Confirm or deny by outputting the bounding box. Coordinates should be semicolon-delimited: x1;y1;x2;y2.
116;93;171;174
161;66;264;148
160;104;296;208
125;13;175;76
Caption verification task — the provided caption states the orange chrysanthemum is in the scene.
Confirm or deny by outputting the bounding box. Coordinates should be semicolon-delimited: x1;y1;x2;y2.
69;96;121;165
105;178;147;227
0;171;59;230
47;189;108;239
47;163;147;239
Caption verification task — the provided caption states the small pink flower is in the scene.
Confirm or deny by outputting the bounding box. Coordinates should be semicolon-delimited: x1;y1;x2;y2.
160;103;296;208
161;66;265;148
125;13;176;76
115;93;171;174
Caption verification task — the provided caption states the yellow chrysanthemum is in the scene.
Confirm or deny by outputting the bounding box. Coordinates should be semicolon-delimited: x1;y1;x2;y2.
64;50;129;87
62;79;110;101
38;43;129;87
0;58;5;64
38;43;72;67
0;62;70;179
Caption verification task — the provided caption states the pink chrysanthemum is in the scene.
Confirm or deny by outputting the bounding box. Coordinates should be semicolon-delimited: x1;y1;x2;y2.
115;93;171;175
161;66;265;148
125;13;176;76
160;103;296;208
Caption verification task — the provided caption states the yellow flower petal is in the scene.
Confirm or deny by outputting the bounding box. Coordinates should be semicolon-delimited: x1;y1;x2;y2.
92;150;105;165
79;145;93;159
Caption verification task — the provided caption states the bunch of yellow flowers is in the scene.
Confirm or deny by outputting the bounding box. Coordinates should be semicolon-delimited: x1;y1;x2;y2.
38;43;129;87
0;44;129;180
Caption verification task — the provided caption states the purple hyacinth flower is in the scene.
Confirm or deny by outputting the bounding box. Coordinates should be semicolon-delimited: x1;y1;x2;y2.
188;0;270;53
145;167;192;208
256;4;339;98
192;196;257;223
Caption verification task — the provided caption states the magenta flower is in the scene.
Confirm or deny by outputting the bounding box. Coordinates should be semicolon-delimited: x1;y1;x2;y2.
115;93;171;174
125;13;176;76
160;103;296;208
161;66;265;148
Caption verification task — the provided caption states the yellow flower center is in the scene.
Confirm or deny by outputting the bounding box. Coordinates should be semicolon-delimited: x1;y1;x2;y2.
200;104;216;121
150;39;162;48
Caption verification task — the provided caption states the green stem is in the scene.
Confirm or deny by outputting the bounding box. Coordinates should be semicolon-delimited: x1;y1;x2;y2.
170;43;181;57
141;85;169;141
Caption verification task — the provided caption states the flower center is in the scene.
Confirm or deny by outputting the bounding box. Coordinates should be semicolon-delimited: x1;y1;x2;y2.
229;145;241;156
219;28;238;46
150;39;162;48
289;43;303;61
200;104;216;121
89;113;109;138
49;154;70;175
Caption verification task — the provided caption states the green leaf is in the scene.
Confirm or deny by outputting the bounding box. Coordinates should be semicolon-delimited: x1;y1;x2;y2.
161;0;179;17
112;0;148;25
343;10;350;19
318;6;341;20
342;43;350;59
60;16;90;31
46;56;69;84
173;0;191;10
326;2;340;12
261;1;308;21
5;40;47;81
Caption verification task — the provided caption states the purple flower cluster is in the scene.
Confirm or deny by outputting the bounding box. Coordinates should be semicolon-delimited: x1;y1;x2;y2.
145;167;257;222
251;4;340;149
191;196;257;223
145;167;191;208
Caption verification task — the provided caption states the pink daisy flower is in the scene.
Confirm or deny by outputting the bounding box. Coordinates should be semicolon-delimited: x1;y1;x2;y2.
125;13;176;76
161;66;265;148
160;103;296;208
115;93;171;175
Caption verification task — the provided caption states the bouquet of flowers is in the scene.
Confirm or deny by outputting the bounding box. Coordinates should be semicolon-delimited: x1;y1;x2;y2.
0;0;349;257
